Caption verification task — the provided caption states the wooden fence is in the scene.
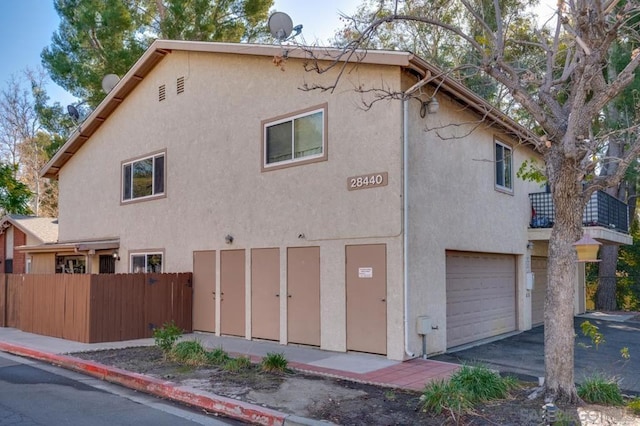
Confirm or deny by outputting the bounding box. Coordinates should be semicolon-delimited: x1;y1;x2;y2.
0;273;192;343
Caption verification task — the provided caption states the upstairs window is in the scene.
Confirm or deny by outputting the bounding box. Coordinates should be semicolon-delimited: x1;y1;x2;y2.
495;141;513;192
122;152;165;202
262;104;327;170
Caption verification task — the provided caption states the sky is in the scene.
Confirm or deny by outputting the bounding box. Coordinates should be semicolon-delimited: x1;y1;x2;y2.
0;0;361;107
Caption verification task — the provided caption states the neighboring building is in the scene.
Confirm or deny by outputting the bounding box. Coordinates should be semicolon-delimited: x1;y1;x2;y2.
0;215;58;273
32;40;631;359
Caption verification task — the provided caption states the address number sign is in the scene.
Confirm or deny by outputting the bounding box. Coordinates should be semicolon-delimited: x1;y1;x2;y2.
347;172;388;191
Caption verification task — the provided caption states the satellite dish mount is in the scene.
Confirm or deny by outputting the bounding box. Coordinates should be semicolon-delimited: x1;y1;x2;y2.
268;12;303;44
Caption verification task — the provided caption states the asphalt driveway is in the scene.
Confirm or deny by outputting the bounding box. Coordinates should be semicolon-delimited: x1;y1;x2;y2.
432;315;640;394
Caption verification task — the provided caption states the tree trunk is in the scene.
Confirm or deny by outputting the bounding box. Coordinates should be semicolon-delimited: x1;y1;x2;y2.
544;160;583;403
595;244;618;311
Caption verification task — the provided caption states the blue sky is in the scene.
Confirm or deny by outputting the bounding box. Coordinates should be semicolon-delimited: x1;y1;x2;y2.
0;0;361;107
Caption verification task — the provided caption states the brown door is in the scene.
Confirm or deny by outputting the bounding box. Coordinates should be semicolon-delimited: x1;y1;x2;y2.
220;249;245;337
193;250;216;333
251;248;280;341
287;247;320;346
346;244;387;354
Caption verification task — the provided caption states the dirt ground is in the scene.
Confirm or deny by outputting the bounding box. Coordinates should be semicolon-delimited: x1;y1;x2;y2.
70;346;639;425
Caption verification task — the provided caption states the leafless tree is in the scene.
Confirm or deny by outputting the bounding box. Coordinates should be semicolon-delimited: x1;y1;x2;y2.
303;0;640;402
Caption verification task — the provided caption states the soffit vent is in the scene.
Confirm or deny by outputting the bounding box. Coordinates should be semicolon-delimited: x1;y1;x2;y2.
177;76;185;94
159;84;166;102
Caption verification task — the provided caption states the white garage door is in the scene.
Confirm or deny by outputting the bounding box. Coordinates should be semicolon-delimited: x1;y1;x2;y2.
531;257;548;326
446;251;517;348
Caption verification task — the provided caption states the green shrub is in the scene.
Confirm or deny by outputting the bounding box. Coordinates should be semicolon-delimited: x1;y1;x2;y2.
578;375;624;405
420;379;473;418
171;340;208;366
153;321;182;354
206;347;230;365
421;364;517;422
261;353;288;373
628;398;640;415
449;364;511;403
223;356;252;372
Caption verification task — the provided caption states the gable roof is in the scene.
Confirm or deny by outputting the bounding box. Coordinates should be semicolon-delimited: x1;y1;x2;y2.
0;215;59;244
41;40;536;179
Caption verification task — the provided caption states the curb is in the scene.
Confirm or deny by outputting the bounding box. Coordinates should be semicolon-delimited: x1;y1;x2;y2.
0;342;329;426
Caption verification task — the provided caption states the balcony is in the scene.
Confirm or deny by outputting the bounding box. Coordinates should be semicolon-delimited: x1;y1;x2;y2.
528;190;632;245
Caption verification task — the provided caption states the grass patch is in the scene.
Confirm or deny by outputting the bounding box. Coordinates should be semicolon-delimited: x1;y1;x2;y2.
420;379;473;418
449;364;513;403
421;363;517;421
206;347;230;365
578;375;624;405
261;353;288;373
628;398;640;415
223;356;252;372
170;340;208;366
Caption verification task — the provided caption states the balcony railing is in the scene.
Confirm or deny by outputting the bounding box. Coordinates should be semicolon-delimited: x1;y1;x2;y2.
529;190;629;233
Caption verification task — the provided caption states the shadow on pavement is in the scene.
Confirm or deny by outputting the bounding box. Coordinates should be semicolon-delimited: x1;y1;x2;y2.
432;317;640;394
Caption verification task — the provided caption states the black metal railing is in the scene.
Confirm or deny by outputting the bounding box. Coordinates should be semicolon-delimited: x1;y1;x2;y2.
529;190;629;233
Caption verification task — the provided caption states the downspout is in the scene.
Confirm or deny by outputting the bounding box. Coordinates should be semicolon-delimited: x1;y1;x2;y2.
402;74;431;359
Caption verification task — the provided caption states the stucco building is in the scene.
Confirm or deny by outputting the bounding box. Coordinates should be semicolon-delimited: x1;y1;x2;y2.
30;41;630;359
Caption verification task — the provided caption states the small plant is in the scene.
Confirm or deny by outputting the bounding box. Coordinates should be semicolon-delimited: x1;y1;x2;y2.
420;379;473;420
580;320;605;349
153;321;182;355
420;364;517;423
206;347;230;365
449;364;512;403
628;398;640;415
223;356;252;372
171;340;208;366
384;390;397;401
261;353;288;373
577;375;624;405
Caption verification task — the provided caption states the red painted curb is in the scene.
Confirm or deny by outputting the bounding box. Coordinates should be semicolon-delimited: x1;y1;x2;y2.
0;342;286;426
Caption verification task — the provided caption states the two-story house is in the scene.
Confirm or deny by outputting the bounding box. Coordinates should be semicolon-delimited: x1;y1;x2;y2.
28;40;630;360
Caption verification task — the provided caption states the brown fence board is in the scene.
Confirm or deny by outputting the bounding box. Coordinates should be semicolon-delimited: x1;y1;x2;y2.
0;274;6;327
1;272;192;343
6;275;22;328
63;275;90;342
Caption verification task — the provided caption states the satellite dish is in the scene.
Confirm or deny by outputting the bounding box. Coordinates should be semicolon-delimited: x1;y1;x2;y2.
67;105;80;121
268;12;294;41
101;74;120;94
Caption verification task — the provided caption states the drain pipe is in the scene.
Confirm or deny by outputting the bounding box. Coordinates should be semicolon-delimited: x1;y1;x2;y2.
402;74;431;359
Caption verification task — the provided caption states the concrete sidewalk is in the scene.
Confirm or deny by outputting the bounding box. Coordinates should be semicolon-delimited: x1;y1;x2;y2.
0;327;459;425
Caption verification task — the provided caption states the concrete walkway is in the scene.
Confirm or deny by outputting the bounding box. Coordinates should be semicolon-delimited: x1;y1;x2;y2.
0;327;459;425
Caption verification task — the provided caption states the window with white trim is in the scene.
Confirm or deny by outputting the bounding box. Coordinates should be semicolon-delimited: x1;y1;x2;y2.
122;152;165;202
495;141;513;191
263;106;326;169
130;252;163;273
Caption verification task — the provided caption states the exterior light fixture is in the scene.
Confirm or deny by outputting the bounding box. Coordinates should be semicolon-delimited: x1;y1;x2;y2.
573;234;601;262
542;403;558;425
427;97;439;114
225;234;234;244
112;251;120;261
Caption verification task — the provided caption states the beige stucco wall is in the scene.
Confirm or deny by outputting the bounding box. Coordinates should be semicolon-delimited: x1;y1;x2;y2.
405;82;546;355
57;52;407;358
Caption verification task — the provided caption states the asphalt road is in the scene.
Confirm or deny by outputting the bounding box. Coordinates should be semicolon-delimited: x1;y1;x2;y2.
0;351;242;425
433;317;640;394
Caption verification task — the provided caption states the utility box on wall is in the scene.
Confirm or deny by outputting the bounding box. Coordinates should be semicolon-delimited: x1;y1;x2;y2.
416;316;432;335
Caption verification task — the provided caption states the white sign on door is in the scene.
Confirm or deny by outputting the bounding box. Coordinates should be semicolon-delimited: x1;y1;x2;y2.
358;267;373;278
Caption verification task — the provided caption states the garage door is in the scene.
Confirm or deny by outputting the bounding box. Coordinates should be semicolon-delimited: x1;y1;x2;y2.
446;251;517;348
531;257;548;326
